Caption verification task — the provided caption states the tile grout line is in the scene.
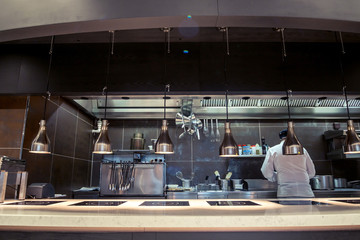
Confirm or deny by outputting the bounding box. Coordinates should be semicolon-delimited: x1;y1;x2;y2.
19;96;30;160
49;108;59;183
70;111;79;191
47;97;93;127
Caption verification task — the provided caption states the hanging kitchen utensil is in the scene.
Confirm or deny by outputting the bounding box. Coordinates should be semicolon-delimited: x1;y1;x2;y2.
176;171;184;181
203;119;209;137
175;110;202;140
210;119;215;142
215;119;221;142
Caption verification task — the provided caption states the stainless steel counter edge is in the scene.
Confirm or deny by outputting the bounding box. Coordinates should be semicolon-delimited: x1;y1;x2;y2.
166;189;360;199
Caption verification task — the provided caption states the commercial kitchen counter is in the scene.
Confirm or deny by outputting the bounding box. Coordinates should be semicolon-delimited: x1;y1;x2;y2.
0;198;360;240
166;188;360;199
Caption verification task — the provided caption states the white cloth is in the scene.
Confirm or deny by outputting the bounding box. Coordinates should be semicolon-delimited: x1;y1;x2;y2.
261;141;316;197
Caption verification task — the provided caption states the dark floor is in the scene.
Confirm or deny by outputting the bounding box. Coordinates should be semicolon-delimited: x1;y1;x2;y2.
0;230;359;240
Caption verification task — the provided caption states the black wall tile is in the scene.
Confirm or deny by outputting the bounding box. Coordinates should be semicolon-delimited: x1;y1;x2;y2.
0;149;20;160
332;159;360;181
72;159;90;189
91;160;101;187
313;160;333;175
23;150;52;184
74;118;92;160
51;155;73;196
53;107;77;156
0;96;26;149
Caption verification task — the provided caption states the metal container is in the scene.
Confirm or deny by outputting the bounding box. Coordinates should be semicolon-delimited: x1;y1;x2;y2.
334;178;347;188
130;133;145;150
310;175;334;190
182;179;191;188
231;179;241;190
219;179;229;191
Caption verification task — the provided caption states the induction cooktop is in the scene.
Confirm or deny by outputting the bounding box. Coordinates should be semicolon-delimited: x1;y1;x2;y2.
5;201;64;206
140;201;189;206
271;200;332;206
70;201;126;206
207;201;260;206
332;199;360;204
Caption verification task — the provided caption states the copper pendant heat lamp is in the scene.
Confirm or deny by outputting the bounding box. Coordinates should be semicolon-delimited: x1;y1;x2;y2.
277;28;304;155
336;32;360;154
93;119;112;154
155;85;174;154
219;91;239;157
30;120;51;154
93;31;115;155
218;27;239;157
155;118;174;154
155;28;174;154
30;36;55;154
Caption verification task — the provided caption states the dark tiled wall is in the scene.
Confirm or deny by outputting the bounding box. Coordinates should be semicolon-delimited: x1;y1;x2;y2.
0;96;28;159
92;118;360;187
23;96;94;196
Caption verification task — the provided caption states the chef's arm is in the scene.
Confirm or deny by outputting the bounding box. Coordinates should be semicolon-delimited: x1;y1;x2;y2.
305;149;316;178
261;151;277;182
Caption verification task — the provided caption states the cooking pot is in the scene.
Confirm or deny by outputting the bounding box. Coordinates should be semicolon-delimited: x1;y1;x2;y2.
310;175;334;190
334;178;347;188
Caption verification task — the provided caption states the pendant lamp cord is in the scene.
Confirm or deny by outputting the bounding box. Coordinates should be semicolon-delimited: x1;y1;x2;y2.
103;30;114;120
335;32;351;120
222;27;230;122
162;28;171;120
43;36;55;120
279;28;291;121
225;90;229;121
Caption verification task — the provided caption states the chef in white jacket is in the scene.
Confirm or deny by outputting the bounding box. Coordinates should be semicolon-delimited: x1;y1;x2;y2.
261;129;316;198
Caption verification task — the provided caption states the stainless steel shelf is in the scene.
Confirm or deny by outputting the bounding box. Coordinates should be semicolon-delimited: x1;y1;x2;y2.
324;130;360;140
326;149;360;160
235;155;266;158
112;149;152;153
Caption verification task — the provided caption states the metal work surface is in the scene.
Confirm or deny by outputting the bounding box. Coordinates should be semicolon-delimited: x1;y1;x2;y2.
167;189;360;199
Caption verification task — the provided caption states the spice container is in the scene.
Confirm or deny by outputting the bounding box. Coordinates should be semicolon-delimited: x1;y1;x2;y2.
238;145;242;155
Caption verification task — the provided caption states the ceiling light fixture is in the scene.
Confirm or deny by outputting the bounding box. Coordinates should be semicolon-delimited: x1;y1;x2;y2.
93;31;115;155
155;28;174;155
336;32;360;154
30;36;55;154
219;27;239;157
278;28;304;155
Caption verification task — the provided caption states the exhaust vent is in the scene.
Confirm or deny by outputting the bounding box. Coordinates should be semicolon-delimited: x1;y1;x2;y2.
201;98;360;108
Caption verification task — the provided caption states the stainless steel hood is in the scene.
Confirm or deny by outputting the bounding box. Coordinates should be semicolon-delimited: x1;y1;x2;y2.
67;94;360;120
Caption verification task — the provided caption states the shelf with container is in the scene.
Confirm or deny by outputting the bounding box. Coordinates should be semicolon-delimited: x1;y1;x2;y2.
323;130;360;160
234;154;266;158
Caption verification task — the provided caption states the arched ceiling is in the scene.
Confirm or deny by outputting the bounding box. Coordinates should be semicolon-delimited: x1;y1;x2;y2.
0;0;360;43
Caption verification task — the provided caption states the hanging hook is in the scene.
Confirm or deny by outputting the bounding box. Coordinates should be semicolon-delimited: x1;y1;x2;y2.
279;28;287;60
218;27;230;55
225;27;229;56
162;27;171;53
339;32;346;55
287;89;292;97
49;36;54;55
110;30;115;55
102;86;107;95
